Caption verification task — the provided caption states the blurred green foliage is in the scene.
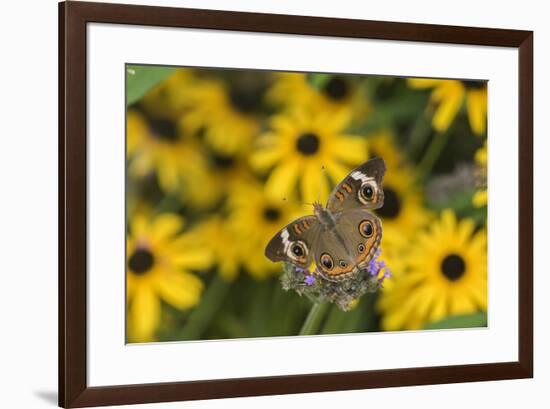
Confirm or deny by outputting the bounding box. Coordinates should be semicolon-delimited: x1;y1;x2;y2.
424;312;487;330
126;65;176;105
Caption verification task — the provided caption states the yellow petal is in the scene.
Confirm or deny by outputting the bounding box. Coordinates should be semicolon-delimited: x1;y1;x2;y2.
129;153;153;178
126;111;149;155
440;209;457;236
466;89;487;135
219;258;240;281
382;309;408;331
413;286;436;321
155;271;203;309
250;147;284;172
469;283;488;310
449;291;476;316
128;285;160;342
171;249;213;270
157;160;179;192
456;218;475;247
469;229;487;254
429;293;448;323
475;143;488;165
472;190;488;207
432;83;464;132
408;78;446;89
151;214;184;242
321;109;352;132
130;213;149;238
331;136;368;165
265;159;301;200
324;159;350;186
300;163;329;204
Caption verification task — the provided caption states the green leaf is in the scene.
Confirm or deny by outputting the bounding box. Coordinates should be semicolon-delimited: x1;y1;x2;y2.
126;65;176;106
307;73;332;89
424;312;487;330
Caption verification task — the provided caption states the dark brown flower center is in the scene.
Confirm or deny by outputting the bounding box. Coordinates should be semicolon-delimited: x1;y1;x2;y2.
376;187;400;219
462;80;486;90
322;76;349;101
441;253;466;281
212;152;236;169
296;132;320;156
228;86;263;115
263;206;281;222
149;118;179;142
128;248;155;275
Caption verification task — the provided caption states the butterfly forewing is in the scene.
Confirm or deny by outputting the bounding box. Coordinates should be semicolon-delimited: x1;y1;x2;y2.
326;157;386;213
264;216;320;269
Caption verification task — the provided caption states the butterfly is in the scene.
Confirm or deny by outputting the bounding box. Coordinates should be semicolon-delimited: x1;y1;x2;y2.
265;158;386;282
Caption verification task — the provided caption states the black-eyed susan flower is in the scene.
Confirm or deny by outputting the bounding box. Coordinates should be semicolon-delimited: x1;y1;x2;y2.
126;212;213;342
180;75;266;155
378;209;487;330
227;183;301;279
126;109;210;197
408;79;487;135
267;72;369;122
251;109;368;204
375;162;432;244
473;140;488;207
181;150;257;210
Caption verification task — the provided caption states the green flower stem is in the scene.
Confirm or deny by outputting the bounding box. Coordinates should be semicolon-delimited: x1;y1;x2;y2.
407;114;432;160
178;275;231;340
417;131;450;179
299;302;330;336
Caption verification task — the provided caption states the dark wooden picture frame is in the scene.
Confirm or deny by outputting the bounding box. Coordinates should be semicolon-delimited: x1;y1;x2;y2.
59;1;533;407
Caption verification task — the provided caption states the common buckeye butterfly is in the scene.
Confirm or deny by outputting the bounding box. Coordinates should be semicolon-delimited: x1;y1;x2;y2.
265;158;386;281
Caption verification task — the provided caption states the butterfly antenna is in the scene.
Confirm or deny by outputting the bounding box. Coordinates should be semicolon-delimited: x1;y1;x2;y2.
316;165;326;204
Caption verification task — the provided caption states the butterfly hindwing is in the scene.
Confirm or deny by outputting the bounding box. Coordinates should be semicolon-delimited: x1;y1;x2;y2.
311;227;356;281
326;158;386;213
335;209;382;270
264;216;320;269
313;210;382;281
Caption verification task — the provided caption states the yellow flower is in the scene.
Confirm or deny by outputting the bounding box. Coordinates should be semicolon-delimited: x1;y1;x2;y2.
180;76;265;155
227;183;301;279
191;216;242;282
374;162;432;244
473;140;488;207
181;151;257;210
267;72;369;122
379;210;487;330
408;79;487;135
126;109;210;195
126;212;213;342
139;69;195;120
367;129;408;171
251;109;368;204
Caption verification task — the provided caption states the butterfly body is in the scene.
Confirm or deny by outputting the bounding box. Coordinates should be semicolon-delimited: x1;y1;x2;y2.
266;158;386;282
313;203;337;230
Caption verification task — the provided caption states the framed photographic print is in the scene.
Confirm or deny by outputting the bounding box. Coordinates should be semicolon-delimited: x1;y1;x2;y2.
59;1;533;407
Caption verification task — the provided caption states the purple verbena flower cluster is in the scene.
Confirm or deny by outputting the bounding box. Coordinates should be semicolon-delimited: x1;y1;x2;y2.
293;267;317;286
365;249;391;285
